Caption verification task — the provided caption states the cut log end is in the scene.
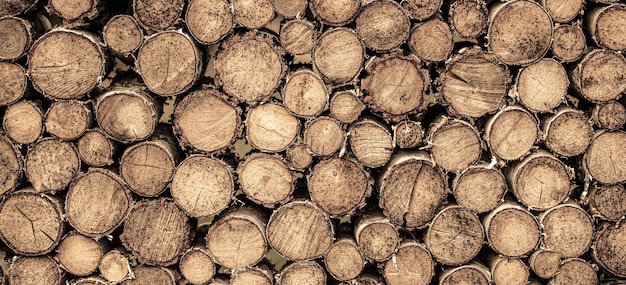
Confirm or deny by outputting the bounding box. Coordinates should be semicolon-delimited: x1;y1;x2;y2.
588;184;626;222
0;16;33;61
428;117;481;172
583;130;626;185
593;223;626;278
280;20;316;55
485;105;538;160
0;135;22;197
185;0;233;45
356;0;410;52
132;0;184;31
237;153;294;208
448;0;488;39
77;129;116;167
489;256;529;285
120;139;177;197
0;62;27;106
453;165;507;213
401;0;442;21
324;238;364;281
516;58;568;113
231;267;274;285
349;119;393;168
45;100;92;140
103;15;143;56
179;247;216;284
285;143;313;171
47;0;99;23
529;249;561;279
313;28;364;84
543;108;593;157
382;241;434;285
408;18;453;62
426;206;484;266
304;117;344;157
394;120;423;149
55;232;104;276
121;266;177;285
278;261;326;285
283;70;328;118
330;90;365;124
355;214;400;262
99;250;133;283
592;100;626;131
589;4;626;51
552;24;587;62
231;0;274;29
542;0;582;23
272;0;307;18
309;0;360;26
246;103;300;152
7;256;64;285
572;49;626;103
26;138;80;193
540;203;594;259
484;203;540;257
551;259;598;285
3;100;43;145
439;264;491;285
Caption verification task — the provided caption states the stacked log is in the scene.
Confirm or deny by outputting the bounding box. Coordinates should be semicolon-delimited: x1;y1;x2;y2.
0;0;625;284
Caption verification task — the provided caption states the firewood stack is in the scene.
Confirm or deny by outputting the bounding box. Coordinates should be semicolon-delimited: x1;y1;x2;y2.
0;0;625;284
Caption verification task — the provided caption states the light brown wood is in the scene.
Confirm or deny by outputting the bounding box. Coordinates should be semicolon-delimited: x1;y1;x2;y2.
77;129;116;167
348;119;394;167
0;0;37;16
132;0;184;30
206;208;267;269
543;107;593;157
185;0;233;45
313;28;364;84
232;0;274;29
28;28;106;100
103;15;143;57
7;256;64;285
593;223;626;278
355;0;410;52
439;46;510;118
99;249;134;283
0;135;22;197
587;184;626;222
179;247;215;285
308;157;372;217
45;100;92;140
237;153;294;208
540;0;582;23
324;237;364;281
529;249;561;279
408;18;453;62
170;155;234;217
46;0;100;23
231;266;274;285
354;213;399;262
69;277;109;285
452;164;507;214
592;100;625;131
439;263;491;285
330;90;365;124
425;206;484;266
588;4;626;51
3;100;43;145
448;0;488;39
583;130;626;184
515;58;569;113
393;121;422;149
339;274;385;285
508;150;572;210
215;32;286;103
362;54;429;121
173;85;242;154
484;105;538;160
280;20;316;55
309;0;360;26
571;49;626;103
304;117;344;157
56;232;104;276
120;137;178;197
277;261;326;285
379;152;447;229
122;266;177;285
382;241;434;285
65;168;132;238
136;30;202;96
120;198;191;266
427;116;481;172
267;200;334;261
539;202;594;258
283;69;327;118
25;138;80;193
0;190;64;256
272;0;307;18
552;24;587;62
285;143;313;171
551;259;598;285
246;103;300;152
0;16;33;61
483;201;541;257
401;0;443;20
488;0;552;66
0;62;28;106
487;255;529;285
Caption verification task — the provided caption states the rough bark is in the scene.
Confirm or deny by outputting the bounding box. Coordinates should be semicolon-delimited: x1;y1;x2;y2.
425;205;484;265
324;237;364;281
25;138;80;193
184;0;233;45
237;153;295;208
483;201;541;257
0;16;33;61
3;100;43;145
354;213;399;262
515;58;569;113
245;103;300;152
55;232;105;276
76;129;116;167
313;28;364;84
45;100;92;141
452;164;507;214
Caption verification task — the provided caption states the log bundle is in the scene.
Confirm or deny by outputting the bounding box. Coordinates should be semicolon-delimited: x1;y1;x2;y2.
0;0;625;284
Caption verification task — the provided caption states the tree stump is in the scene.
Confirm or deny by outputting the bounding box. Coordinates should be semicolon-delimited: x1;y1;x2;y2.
65;168;132;238
592;100;625;131
542;107;593;157
313;28;364;84
439;46;510;118
330;90;365;124
231;0;274;29
280;20;317;55
45;100;92;140
529;249;561;279
552;24;587;62
173;86;242;154
508;150;572;210
206;208;267;269
488;0;552;66
185;0;233;45
28;29;106;100
439;263;491;285
283;69;328;118
515;58;569;113
120;198;191;266
551;259;598;285
379;152;448;229
266;200;334;261
588;4;626;51
77;129;116;167
587;184;626;222
277;261;326;285
103;15;143;57
179;247;215;285
272;0;307;18
483;201;541;257
303;117;344;157
448;0;488;39
99;249;134;284
3;100;43;145
348;119;393;168
55;232;105;276
0;190;64;256
136;30;202;97
7;256;64;285
452;164;507;214
382;241;434;285
245;103;300;152
0;135;22;197
170;155;234;218
408;18;453;63
582;130;626;184
425;206;484;266
25;138;80;193
427;116;481;172
540;0;582;23
0;62;28;106
593;223;626;277
539;202;594;258
484;105;538;160
354;213;399;262
324;237;364;281
132;0;184;31
121;266;177;285
237;153;294;208
571;49;626;103
0;16;33;61
119;137;178;197
309;0;360;26
401;0;442;21
393;120;423;149
215;32;286;104
362;54;429;121
487;255;529;285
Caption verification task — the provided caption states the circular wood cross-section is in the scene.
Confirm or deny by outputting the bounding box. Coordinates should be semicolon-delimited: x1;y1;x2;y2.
382;241;434;285
324;238;364;281
0;16;32;61
448;0;488;39
490;257;529;285
355;215;399;262
283;69;327;118
408;18;453;62
185;0;233;45
0;191;63;256
273;0;307;18
309;0;360;26
26;138;80;193
28;29;106;100
308;157;372;217
304;117;344;157
132;0;184;31
428;117;481;172
516;59;569;113
426;206;484;265
529;249;561;279
231;0;274;29
56;232;103;276
278;261;326;285
484;203;540;257
120;139;177;197
362;55;428;121
330;90;365;124
355;0;410;52
551;259;598;285
47;0;98;22
280;20;316;55
173;86;241;154
99;250;132;283
589;4;626;51
231;267;273;285
103;15;143;56
540;203;594;258
267;200;334;261
0;135;22;196
572;49;626;103
543;108;593;157
96;88;160;143
215;32;286;104
122;266;177;285
313;28;364;84
349;119;393;168
246;103;300;152
593;224;626;277
285;143;313;171
453;165;507;214
588;184;626;222
394;120;423;149
179;247;216;285
552;24;586;62
0;62;27;106
137;30;201;96
440;264;490;285
593;100;626;131
583;131;626;185
485;105;538;160
77;129;115;167
3;100;43;145
45;100;92;140
66;169;132;238
7;256;64;285
120;198;191;266
488;0;552;65
171;155;233;218
541;0;582;23
237;153;294;208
